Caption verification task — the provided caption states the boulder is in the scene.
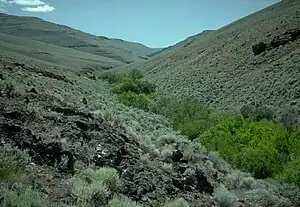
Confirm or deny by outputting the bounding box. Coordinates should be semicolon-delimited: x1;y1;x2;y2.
82;97;88;105
170;150;184;162
252;42;267;55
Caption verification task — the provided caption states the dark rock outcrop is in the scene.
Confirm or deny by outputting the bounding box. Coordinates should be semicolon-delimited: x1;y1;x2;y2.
271;28;300;47
253;28;300;55
252;42;267;55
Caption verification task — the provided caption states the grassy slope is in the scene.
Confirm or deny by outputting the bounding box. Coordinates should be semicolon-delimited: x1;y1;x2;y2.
0;13;160;64
115;0;300;114
0;33;124;71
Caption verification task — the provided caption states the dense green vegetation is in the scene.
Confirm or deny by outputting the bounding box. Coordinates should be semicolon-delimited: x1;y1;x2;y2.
201;117;300;184
102;71;300;187
101;70;156;110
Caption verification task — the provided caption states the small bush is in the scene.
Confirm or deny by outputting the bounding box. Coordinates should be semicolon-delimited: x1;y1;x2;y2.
101;71;156;111
118;92;152;110
0;183;50;207
112;78;155;95
276;155;300;185
214;184;238;207
163;197;189;207
245;189;290;207
95;167;119;191
240;104;274;121
69;176;109;206
67;167;119;205
279;107;300;130
129;69;144;79
151;97;227;140
108;196;143;207
0;80;15;97
0;144;30;181
0;144;51;206
100;72;123;84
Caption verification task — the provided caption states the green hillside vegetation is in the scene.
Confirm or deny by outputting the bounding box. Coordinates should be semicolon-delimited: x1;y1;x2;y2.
101;71;300;188
101;70;156;110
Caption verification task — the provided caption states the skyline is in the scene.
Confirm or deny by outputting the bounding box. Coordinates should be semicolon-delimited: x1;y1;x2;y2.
0;0;280;48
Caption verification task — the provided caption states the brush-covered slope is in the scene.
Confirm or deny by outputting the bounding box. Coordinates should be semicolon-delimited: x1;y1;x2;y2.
117;0;300;114
1;53;299;207
0;13;160;64
0;33;124;71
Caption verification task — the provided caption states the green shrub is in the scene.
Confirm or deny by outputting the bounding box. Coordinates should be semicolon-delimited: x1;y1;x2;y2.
100;72;123;84
279;107;299;131
67;167;119;205
112;78;155;95
0;80;15;97
0;144;52;206
118;92;152;110
151;97;227;139
95;167;119;191
240;104;274;121
128;69;144;79
276;128;300;185
0;144;30;181
244;189;291;207
214;184;238;207
200;116;300;181
0;183;50;207
163;197;189;207
100;69;143;85
108;196;143;207
68;176;109;206
101;71;156;111
176;118;214;140
276;158;300;186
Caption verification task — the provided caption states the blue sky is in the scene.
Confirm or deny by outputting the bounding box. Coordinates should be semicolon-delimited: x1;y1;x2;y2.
0;0;280;48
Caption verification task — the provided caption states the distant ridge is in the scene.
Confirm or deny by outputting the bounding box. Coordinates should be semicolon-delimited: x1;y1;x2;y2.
148;30;215;57
0;13;161;64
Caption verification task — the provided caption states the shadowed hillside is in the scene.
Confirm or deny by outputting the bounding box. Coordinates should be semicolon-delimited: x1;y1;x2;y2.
0;13;160;64
116;0;300;116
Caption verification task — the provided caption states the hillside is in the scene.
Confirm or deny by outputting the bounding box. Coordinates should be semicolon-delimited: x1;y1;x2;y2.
116;0;300;116
148;30;215;57
1;0;300;206
0;33;124;72
0;13;160;64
